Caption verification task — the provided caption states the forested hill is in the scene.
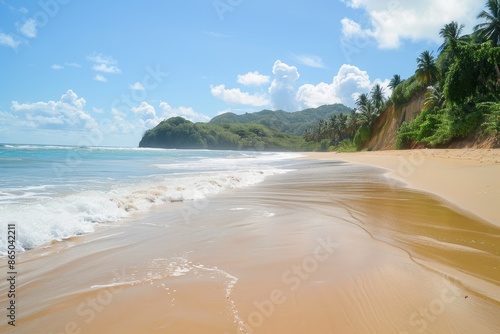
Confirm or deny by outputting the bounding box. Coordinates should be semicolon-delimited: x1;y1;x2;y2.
209;104;352;135
138;117;309;151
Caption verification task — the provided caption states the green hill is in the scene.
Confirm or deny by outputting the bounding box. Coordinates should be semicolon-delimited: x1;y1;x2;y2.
139;117;309;151
209;104;352;135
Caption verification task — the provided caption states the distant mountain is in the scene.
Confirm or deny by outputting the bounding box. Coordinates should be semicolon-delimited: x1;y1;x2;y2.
209;104;353;135
139;117;309;151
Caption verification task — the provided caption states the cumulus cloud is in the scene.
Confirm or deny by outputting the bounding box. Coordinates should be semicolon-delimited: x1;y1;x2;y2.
108;109;135;134
159;102;211;122
0;33;21;49
296;64;374;108
129;82;145;91
18;18;37;38
51;64;64;70
94;74;107;82
268;60;300;111
212;60;388;112
129;101;210;129
237;71;270;86
341;0;484;49
211;84;271;107
292;54;326;68
10;90;98;130
130;102;161;129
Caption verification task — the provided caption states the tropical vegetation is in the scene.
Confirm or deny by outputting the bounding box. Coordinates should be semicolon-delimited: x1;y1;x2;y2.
395;0;500;148
303;84;387;151
305;0;500;150
139;117;312;151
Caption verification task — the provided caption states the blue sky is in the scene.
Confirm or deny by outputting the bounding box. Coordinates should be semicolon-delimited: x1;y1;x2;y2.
0;0;485;146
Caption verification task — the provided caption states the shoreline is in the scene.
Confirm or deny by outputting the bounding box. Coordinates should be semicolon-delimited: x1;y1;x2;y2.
305;149;500;226
1;154;499;333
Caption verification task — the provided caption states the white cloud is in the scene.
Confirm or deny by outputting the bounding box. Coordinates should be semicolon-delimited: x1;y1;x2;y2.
93;63;121;74
129;101;209;129
159;102;211;122
18;18;37;38
131;101;156;118
87;52;121;77
237;71;270;86
292;54;326;68
211;84;271;107
94;74;107;82
51;63;81;70
269;60;300;111
10;90;98;131
108;109;135;134
87;53;117;65
296;64;374;108
341;18;372;40
92;107;104;114
129;82;145;91
130;102;160;129
65;62;81;68
341;0;484;49
0;33;21;49
212;60;389;112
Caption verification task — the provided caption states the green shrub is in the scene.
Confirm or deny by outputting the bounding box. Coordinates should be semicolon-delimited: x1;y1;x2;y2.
391;75;426;108
334;139;357;152
479;102;500;136
396;121;418;149
354;126;371;150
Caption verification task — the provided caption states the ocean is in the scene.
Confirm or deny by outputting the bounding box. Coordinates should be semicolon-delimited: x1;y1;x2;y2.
0;144;300;255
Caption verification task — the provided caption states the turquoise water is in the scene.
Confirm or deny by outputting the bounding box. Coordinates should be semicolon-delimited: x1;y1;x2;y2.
0;144;300;254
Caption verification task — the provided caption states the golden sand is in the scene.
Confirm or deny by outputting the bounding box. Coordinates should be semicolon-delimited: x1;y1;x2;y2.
1;150;499;333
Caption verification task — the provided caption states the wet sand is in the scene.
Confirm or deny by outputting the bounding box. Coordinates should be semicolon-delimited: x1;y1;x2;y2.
1;157;499;333
308;149;500;225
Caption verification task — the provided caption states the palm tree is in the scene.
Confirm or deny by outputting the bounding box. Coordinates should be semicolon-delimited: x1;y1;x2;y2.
346;110;359;137
328;114;339;140
370;84;386;109
388;74;402;90
355;93;369;109
438;21;466;53
415;51;440;86
474;0;500;46
358;100;379;127
336;113;348;142
423;86;446;111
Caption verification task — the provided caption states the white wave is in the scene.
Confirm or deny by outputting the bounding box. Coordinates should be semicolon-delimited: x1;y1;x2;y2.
0;168;288;255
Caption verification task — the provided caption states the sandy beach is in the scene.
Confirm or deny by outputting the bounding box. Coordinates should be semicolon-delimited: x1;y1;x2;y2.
1;149;499;333
308;149;500;226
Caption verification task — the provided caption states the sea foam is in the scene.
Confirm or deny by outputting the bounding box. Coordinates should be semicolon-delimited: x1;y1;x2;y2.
0;168;288;255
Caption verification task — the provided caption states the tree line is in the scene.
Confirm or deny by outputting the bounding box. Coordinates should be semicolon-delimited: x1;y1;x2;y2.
305;0;500;151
